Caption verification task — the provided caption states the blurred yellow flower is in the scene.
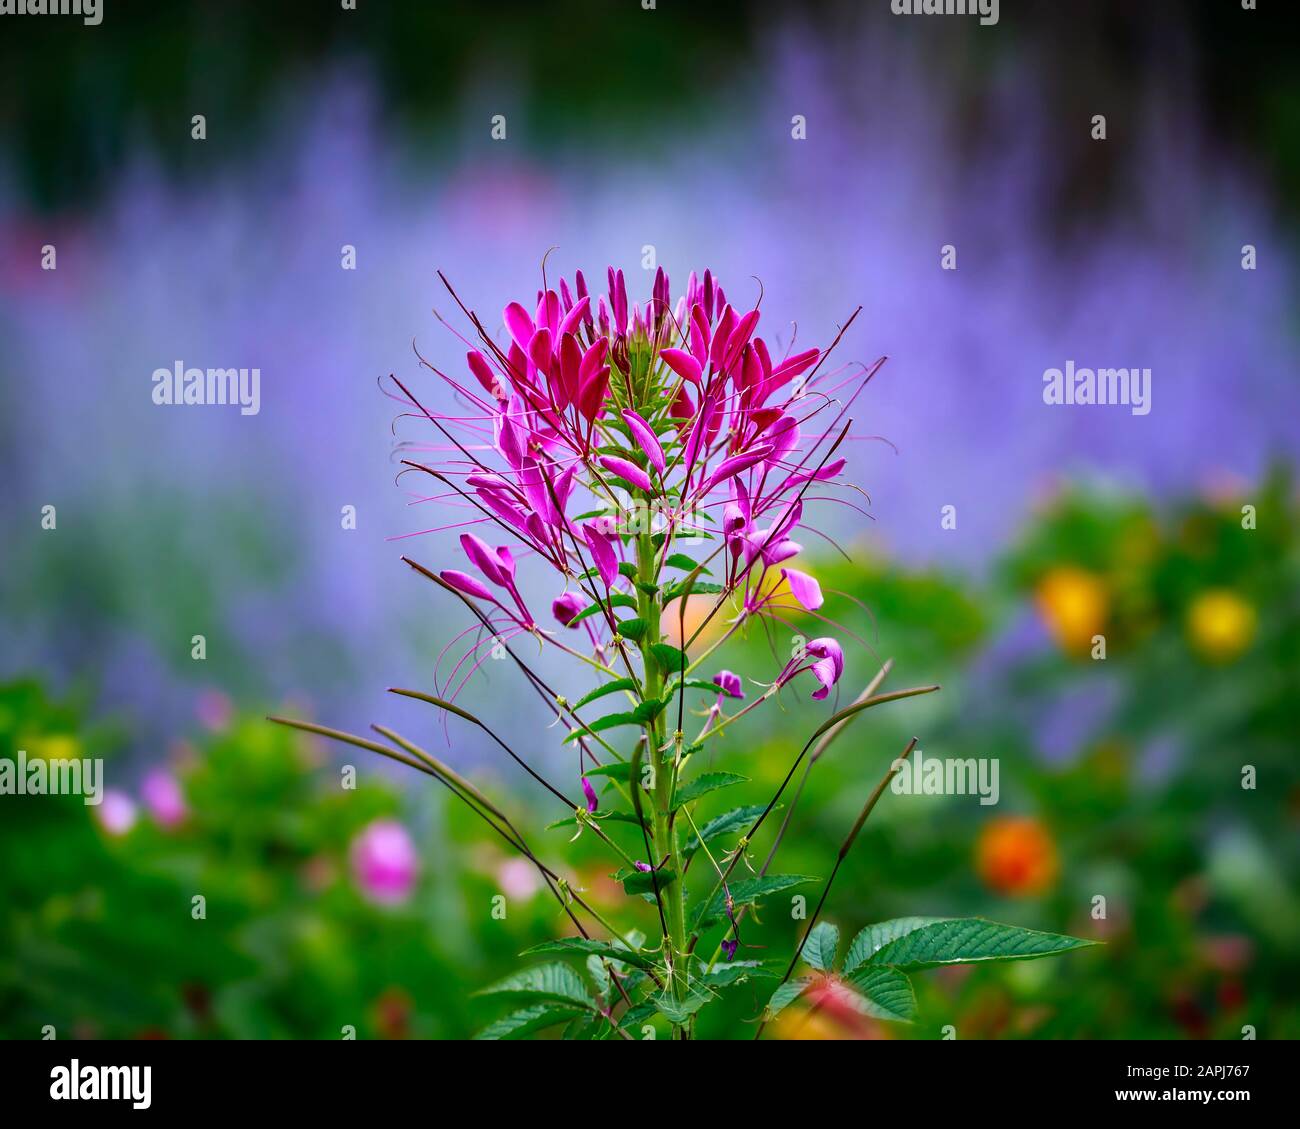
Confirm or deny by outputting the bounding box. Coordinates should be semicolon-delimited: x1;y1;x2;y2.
976;815;1059;897
1035;566;1108;655
1186;589;1256;663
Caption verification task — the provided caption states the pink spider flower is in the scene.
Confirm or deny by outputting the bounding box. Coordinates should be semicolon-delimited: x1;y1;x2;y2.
394;261;873;747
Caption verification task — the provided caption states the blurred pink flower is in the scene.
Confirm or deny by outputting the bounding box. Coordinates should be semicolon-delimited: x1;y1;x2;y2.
350;819;419;905
141;769;188;828
497;857;542;900
96;790;137;836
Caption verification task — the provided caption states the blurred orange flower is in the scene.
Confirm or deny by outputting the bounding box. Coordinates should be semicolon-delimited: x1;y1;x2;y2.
1035;566;1108;655
976;815;1059;896
1186;589;1255;663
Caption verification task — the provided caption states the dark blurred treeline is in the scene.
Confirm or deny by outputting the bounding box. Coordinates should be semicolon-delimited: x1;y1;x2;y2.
3;0;1298;216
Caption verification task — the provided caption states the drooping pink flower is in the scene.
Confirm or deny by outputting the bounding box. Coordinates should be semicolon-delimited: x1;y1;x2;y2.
552;591;586;627
713;670;744;700
351;819;419;906
807;638;845;700
775;637;845;700
581;776;599;813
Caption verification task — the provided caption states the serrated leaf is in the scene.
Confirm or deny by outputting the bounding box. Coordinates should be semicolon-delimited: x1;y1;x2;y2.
617;618;647;642
672;771;748;810
843;966;917;1022
698;960;779;988
587;955;611;1002
520;937;657;970
474;1004;586;1040
475;963;596;1010
649;643;686;673
564;1012;608;1040
632;697;666;723
692;874;817;932
652;988;714;1024
865;918;1099;970
681;804;767;861
617;866;678;896
800;922;839;972
617;1000;659;1030
763;976;815;1020
573;678;638;709
843;917;948;975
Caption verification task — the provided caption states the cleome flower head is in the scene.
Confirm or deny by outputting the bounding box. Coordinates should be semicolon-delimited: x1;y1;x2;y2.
395;263;880;712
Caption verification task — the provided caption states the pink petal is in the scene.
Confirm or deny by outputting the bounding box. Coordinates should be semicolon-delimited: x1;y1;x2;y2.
503;302;535;353
599;455;654;493
660;347;702;385
780;567;823;611
620;410;666;474
460;532;509;587
440;570;496;601
582;523;618;589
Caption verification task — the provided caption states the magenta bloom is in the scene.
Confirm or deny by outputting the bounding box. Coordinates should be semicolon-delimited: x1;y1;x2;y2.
350;819;419;906
552;591;586;627
141;769;188;828
403;263;871;719
580;776;599;813
713;670;744;700
776;637;845;700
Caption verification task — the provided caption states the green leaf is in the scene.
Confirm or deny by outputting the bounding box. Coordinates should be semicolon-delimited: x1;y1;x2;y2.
652;988;714;1024
520;937;657;971
474;963;596;1010
664;676;729;699
843;966;917;1022
681;804;767;861
581;762;633;781
763;976;815;1020
562;711;640;743
663;580;725;603
664;553;710;573
864;918;1099;971
632;697;666;723
692;874;817;932
567;593;637;625
800;922;839;972
698;960;779;988
573;678;638;709
617;561;638;579
843;917;948;975
649;643;686;673
672;771;748;810
617;618;648;642
616;866;678;896
586;955;611;1002
474;1004;586;1040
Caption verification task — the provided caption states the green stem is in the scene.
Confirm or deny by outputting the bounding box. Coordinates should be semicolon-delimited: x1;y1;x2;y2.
636;526;690;1031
